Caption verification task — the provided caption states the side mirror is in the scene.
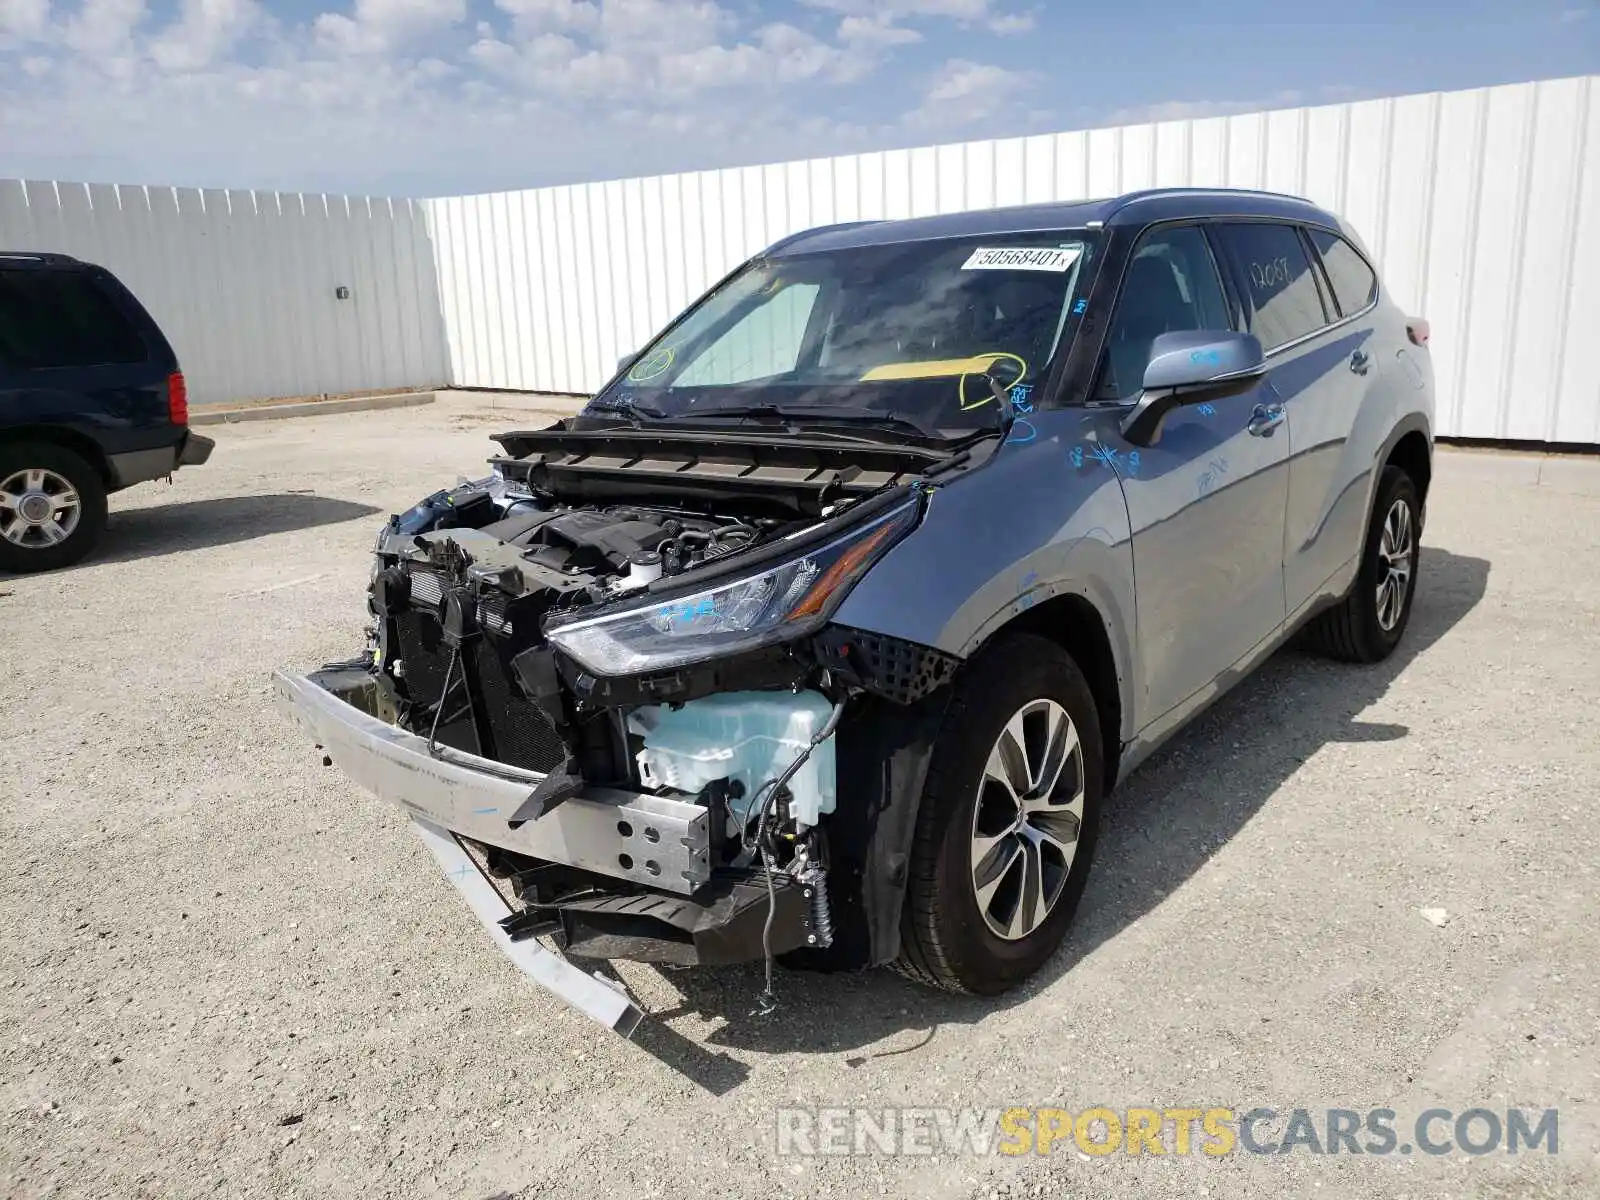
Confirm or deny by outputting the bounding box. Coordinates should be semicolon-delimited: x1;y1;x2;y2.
1120;331;1266;446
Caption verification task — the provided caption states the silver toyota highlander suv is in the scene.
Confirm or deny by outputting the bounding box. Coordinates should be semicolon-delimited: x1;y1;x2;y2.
277;187;1435;1036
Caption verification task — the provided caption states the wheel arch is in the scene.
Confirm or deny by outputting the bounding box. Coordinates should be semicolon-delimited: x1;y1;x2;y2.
980;595;1125;791
0;425;115;487
1385;427;1432;508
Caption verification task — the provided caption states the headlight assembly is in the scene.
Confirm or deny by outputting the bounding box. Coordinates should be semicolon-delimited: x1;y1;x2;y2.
545;499;920;676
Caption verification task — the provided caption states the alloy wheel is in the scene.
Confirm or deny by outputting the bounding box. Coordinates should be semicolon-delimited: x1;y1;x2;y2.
1375;497;1414;632
969;698;1086;941
0;468;82;550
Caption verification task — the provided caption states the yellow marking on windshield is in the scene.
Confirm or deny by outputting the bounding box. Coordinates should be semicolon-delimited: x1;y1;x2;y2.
861;354;1014;382
627;346;677;382
959;352;1028;410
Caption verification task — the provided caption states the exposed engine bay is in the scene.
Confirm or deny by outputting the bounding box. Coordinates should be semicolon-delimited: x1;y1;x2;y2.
345;423;968;991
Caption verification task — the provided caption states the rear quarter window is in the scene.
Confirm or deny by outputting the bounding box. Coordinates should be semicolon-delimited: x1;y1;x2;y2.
1213;223;1328;351
0;269;149;370
1309;229;1378;316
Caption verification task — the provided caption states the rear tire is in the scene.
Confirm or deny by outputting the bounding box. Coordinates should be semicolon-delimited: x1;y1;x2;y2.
0;442;108;574
894;633;1104;995
1302;465;1420;663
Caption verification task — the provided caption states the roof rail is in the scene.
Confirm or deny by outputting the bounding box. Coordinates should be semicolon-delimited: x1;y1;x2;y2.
1107;186;1321;217
763;219;885;256
0;251;83;266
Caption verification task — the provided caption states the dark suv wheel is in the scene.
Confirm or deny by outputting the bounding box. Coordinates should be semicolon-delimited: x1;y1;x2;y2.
895;633;1104;995
0;442;109;574
1303;464;1421;663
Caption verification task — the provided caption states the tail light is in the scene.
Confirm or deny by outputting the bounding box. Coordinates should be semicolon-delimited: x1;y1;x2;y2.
1406;319;1431;347
167;371;188;425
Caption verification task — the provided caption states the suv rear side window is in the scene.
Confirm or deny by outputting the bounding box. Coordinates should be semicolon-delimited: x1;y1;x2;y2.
1099;225;1231;400
0;269;148;370
1309;229;1378;316
1213;223;1327;351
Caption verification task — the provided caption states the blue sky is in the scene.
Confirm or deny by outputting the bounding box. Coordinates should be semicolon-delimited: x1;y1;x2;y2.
1;0;1595;196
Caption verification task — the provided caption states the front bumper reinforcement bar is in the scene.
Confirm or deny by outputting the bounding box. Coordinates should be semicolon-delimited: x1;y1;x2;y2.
409;816;643;1036
273;668;702;1035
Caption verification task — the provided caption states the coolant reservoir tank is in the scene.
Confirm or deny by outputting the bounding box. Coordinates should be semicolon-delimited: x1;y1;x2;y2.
616;551;663;593
628;691;838;828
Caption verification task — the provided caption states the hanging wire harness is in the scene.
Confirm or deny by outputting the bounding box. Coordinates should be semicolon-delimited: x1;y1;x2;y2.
741;696;849;1016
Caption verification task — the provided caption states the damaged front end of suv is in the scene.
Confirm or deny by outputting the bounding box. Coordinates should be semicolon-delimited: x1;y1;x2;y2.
277;217;1109;1034
276;423;980;1032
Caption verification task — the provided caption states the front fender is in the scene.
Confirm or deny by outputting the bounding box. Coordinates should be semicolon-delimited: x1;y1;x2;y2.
826;409;1137;969
833;408;1136;729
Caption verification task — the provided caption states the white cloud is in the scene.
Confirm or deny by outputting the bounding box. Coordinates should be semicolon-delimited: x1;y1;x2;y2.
470;29;581;77
987;11;1032;34
907;56;1034;128
1557;5;1590;21
599;0;729;50
314;0;467;55
494;0;599;33
149;0;263;70
807;0;987;16
805;0;1031;32
0;0;51;39
62;0;147;57
837;13;921;46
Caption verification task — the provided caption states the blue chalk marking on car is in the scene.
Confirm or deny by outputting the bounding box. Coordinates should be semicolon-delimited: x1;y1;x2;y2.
1070;445;1085;468
1006;418;1038;445
1017;570;1040;610
661;596;717;624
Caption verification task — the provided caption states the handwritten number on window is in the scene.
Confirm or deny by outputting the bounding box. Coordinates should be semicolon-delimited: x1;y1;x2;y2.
1249;257;1291;292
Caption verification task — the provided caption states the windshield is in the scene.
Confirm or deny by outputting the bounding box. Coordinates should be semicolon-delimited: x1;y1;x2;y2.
585;230;1098;437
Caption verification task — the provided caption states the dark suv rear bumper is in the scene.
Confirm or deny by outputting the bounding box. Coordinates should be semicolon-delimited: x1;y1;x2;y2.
107;431;214;490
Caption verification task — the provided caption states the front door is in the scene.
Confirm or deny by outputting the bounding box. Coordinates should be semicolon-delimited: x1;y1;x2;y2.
1085;223;1290;735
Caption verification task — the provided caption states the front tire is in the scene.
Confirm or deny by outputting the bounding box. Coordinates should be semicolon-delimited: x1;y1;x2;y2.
1303;465;1420;663
895;633;1104;995
0;442;109;574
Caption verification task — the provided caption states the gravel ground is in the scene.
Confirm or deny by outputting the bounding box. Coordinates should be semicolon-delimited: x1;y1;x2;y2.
3;395;1598;1200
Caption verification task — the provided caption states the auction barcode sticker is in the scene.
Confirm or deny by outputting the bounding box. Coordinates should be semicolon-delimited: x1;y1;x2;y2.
961;245;1082;272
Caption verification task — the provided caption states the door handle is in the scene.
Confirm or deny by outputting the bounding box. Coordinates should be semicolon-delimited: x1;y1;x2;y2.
1350;349;1371;375
1247;402;1285;437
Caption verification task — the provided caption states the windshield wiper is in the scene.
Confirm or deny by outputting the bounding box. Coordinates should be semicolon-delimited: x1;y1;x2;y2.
584;398;673;424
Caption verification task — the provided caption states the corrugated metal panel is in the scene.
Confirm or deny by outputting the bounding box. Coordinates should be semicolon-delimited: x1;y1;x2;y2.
425;75;1600;443
0;182;451;405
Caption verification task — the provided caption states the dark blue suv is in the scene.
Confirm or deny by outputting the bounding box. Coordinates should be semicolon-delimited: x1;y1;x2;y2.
0;252;213;573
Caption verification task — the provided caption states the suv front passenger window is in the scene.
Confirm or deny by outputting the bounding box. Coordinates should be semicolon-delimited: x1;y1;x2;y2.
1099;226;1231;401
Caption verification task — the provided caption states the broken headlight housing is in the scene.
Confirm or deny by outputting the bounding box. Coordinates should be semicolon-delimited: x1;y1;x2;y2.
545;498;920;675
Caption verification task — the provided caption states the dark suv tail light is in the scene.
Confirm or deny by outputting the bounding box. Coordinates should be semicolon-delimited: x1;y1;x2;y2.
167;371;188;425
1406;319;1431;347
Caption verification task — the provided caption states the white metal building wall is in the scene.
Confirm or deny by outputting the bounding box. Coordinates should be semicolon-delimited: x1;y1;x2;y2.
425;74;1600;444
0;182;451;406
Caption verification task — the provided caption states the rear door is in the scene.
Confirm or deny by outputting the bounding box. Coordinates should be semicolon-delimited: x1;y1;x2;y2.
0;263;178;457
1210;223;1375;622
1090;223;1290;735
